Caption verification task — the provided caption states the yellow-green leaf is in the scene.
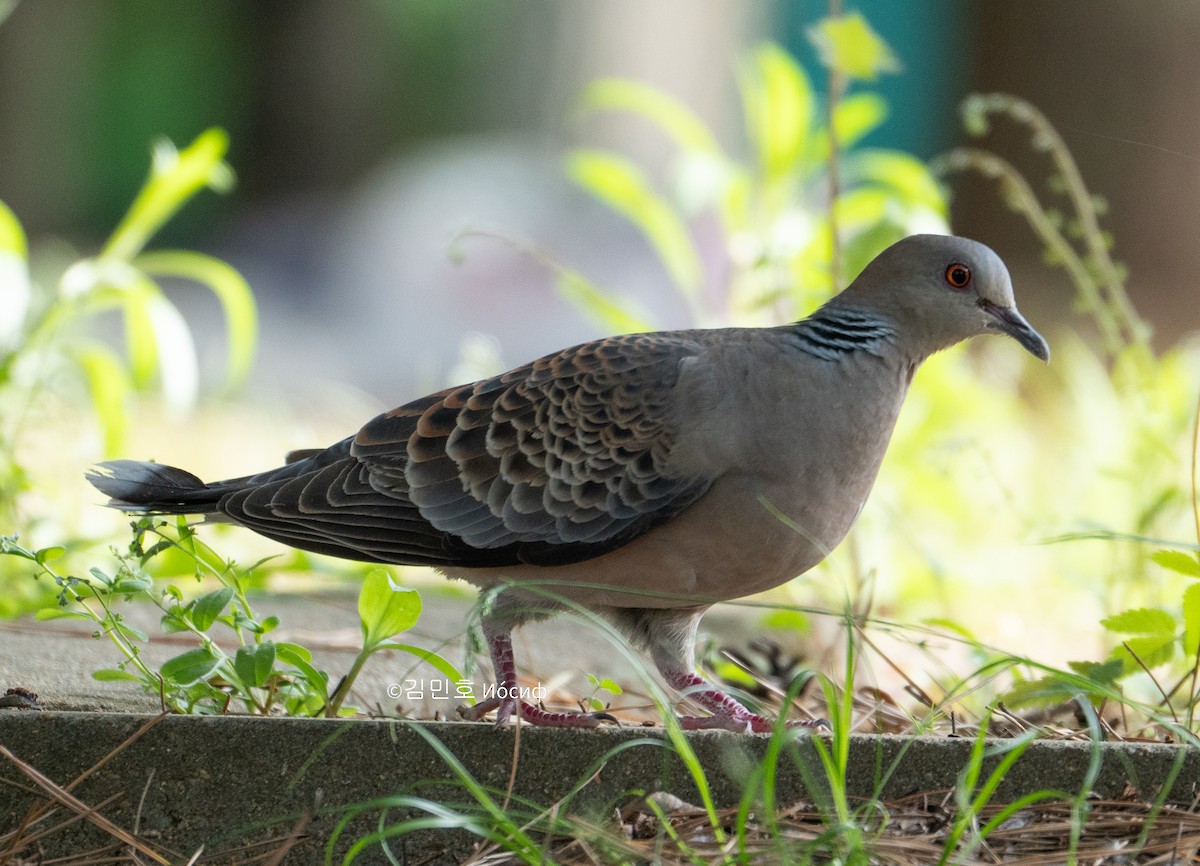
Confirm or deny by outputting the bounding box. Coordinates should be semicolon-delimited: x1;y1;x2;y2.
1184;583;1200;657
578;78;721;155
1151;549;1200;577
833;93;888;148
0;199;30;351
1113;633;1176;671
359;568;421;650
846;150;947;214
1100;607;1175;636
104;127;233;262
740;43;814;180
807;13;901;81
0;198;27;259
567;149;702;297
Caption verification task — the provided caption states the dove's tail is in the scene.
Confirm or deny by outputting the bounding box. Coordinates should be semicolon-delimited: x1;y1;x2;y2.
86;460;233;515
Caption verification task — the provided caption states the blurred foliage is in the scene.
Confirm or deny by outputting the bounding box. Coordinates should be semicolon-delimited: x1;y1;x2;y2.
565;35;1200;729
0;129;256;615
570;38;943;328
930;93;1200;724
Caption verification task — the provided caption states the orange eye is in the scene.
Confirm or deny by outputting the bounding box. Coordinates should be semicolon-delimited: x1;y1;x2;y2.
945;263;971;289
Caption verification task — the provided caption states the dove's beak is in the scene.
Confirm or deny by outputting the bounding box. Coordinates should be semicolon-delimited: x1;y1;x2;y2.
980;300;1050;362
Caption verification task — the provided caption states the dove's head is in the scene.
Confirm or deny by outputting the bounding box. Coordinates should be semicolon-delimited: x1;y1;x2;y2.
844;234;1049;361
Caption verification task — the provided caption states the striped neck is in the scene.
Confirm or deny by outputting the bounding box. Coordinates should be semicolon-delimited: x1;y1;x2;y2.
787;303;897;361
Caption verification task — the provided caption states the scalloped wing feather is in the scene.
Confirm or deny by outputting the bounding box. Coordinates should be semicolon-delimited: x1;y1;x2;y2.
197;331;714;569
349;331;713;564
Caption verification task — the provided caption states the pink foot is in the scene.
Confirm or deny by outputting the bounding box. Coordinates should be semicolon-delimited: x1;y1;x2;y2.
662;668;825;733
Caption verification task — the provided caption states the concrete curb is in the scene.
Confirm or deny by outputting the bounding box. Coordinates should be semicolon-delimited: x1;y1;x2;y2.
1;711;1197;863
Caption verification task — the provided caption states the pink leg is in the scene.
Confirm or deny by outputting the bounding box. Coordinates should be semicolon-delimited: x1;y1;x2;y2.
660;667;823;734
456;626;616;728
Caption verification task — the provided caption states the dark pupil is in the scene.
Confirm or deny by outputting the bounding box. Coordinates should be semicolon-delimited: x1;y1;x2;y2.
951;267;967;284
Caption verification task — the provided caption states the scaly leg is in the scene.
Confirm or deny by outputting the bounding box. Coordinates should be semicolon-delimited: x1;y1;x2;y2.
457;619;616;728
633;607;821;734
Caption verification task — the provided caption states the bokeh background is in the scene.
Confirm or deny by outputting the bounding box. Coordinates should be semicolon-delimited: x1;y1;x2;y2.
2;0;1196;403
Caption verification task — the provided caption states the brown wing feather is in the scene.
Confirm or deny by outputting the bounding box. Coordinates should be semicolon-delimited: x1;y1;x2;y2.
203;331;714;568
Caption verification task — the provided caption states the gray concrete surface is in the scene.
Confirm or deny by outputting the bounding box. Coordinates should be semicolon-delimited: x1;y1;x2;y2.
2;591;1198;862
2;712;1198;863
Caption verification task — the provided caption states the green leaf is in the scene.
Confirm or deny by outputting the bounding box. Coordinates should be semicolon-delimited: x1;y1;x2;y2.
0;198;28;259
567;149;702;297
160;647;222;686
235;641;276;688
740;43;814;180
1151;550;1200;577
0;201;30;350
111;573;153;594
276;643;329;706
359;568;421;650
35;546;66;564
578;78;721;155
114;622;149;643
103;128;233;262
1100;607;1175;636
191;587;234;631
832;93;888;149
1113;634;1176;671
276;641;313;663
135;250;258;393
1003;675;1089;708
1066;658;1124;685
1184;583;1200;657
844;150;947;214
762;609;810;634
372;642;472;703
88;567;114;588
807;12;901;81
93;669;142;682
596;678;622;696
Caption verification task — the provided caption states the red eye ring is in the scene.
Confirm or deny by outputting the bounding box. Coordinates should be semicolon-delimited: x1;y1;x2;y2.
945;263;971;289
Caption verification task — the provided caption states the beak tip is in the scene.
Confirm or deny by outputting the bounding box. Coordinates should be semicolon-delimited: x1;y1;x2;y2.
982;299;1049;363
1027;335;1051;363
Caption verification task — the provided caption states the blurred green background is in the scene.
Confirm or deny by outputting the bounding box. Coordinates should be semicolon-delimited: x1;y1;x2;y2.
2;0;1196;400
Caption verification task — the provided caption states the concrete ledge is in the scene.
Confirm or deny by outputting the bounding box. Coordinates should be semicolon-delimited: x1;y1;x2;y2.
1;711;1197;862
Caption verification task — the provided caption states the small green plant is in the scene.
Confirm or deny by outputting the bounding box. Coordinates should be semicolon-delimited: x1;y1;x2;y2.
582;673;623;713
0;519;466;717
